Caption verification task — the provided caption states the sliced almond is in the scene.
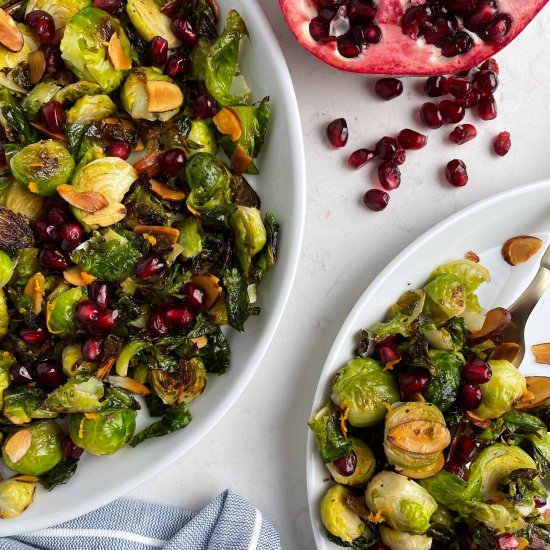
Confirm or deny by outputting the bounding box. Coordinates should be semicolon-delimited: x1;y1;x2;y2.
108;33;131;70
469;307;512;344
133;225;179;243
133;150;162;178
463;410;490;427
150;179;185;202
206;0;219;22
15;475;39;483
516;376;550;410
134;138;145;152
83;203;127;227
30;121;68;142
23;272;45;315
230;146;252;175
146;81;183;113
532;343;550;365
95;356;116;380
190;273;222;310
502;235;543;266
52;25;65;45
492;342;521;363
57;184;109;213
387;420;450;455
107;375;150;395
465;250;479;263
190;336;208;349
187;204;200;217
398;453;445;480
213;107;241;141
28;50;46;86
63;266;96;287
0;10;23;52
4;430;32;464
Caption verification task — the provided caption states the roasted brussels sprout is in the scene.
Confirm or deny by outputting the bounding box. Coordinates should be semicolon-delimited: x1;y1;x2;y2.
3;386;58;425
66;94;117;124
125;0;181;48
176;217;204;259
0;289;7;338
54;80;102;104
0;250;14;288
123;181;171;229
0;88;38;144
188;120;217;156
60;7;132;93
331;357;399;427
4;181;45;220
379;526;432;550
0;24;38;71
46;286;87;337
0;476;37;519
62;343;98;377
10;140;75;197
423;273;465;324
9;248;39;286
326;437;376;488
230;206;266;277
308;402;352;464
21;81;63;120
365;471;437;535
150;358;207;405
25;0;91;29
0;206;34;254
43;375;104;413
423;349;465;411
0;352;14;410
2;421;63;476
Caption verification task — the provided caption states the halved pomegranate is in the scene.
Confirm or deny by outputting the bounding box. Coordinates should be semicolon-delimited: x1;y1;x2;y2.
279;0;547;75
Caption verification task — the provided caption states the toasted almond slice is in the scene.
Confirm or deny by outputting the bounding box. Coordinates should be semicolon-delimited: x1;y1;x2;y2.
30;121;68;142
230;146;252;175
0;9;23;52
502;235;543;266
149;179;185;201
191;336;208;349
187;204;200;217
4;430;32;464
387;420;450;454
213;107;241;141
23;272;45;315
492;342;521;363
463;410;490;427
52;25;65;45
516;377;550;410
469;307;512;344
63;266;96;287
206;0;219;22
95;356;116;380
107;375;150;395
133;150;162;177
190;273;222;310
15;475;39;483
533;343;550;364
134;138;145;152
398;453;445;480
108;33;132;70
57;184;109;213
83;203;127;227
465;250;479;263
28;50;46;86
133;225;179;243
146;81;183;113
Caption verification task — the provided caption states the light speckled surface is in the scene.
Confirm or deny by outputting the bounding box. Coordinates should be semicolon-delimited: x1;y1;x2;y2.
127;2;550;548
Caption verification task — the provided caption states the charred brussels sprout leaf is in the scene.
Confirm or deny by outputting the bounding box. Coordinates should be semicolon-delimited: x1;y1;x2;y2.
129;402;191;447
43;375;104;413
222;267;258;332
182;0;218;40
0;206;34;254
39;458;79;491
188;317;230;374
143;394;167;417
0;89;38;145
308;402;352;464
176;217;204;259
150;358;207;405
188;119;218;156
3;386;50;424
230;206;266;279
123;181;171;229
254;213;279;282
423;350;465;411
230;175;260;208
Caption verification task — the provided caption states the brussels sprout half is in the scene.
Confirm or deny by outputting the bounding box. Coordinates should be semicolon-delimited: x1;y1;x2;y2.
66;94;117;124
0;476;36;519
43;375;104;413
125;0;181;48
25;0;91;29
0;24;38;70
188;120;218;156
230;206;266;278
46;286;87;338
21;81;64;120
150;358;207;405
0;250;14;288
326;437;376;488
379;526;432;550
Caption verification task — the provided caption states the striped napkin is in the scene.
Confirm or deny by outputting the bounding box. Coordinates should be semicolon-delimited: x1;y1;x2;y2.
0;490;281;550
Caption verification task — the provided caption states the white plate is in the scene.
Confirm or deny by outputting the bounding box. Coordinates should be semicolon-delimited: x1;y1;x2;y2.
307;179;550;550
1;0;306;536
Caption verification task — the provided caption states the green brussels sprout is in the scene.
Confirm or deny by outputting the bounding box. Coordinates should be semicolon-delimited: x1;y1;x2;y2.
125;0;181;48
176;217;204;259
0;88;38;145
423;273;465;324
0;288;8;337
379;526;432;550
21;81;63;120
150;358;207;405
121;68;182;122
4;181;45;220
422;349;465;411
25;0;91;29
0;250;14;287
46;286;87;337
69;407;136;455
43;375;104;413
230;206;266;277
115;340;148;377
0;476;36;519
61;343;98;377
0;352;14;410
326;437;375;488
188;120;217;156
365;471;437;535
122;181;171;230
3;387;58;425
473;360;526;419
60;7;132;93
0;24;38;70
308;402;352;464
2;421;63;475
54;80;103;104
66;94;117;124
10;140;75;197
331;357;399;427
320;484;367;545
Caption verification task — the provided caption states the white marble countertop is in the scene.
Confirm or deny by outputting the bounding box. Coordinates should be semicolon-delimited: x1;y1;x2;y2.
127;2;550;548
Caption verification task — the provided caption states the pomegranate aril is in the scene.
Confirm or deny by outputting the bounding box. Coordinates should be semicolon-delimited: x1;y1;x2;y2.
107;140;132;160
90;281;112;309
475;69;498;94
423;15;457;46
183;282;206;312
76;300;103;326
439;100;465;123
445;159;468;187
440;31;473;57
332;451;357;477
363;189;389;212
352;23;381;45
165;305;195;329
89;309;119;334
448;0;479;13
26;10;55;44
93;0;121;13
478;94;497;120
444;460;466;479
47;206;68;227
165;53;190;78
64;437;84;459
193;94;217;119
375;136;399;161
348;148;375;168
44;44;63;74
20;326;48;346
494;533;519;550
43;196;67;211
480;13;513;44
171;17;199;48
393;148;406;165
10;364;35;386
397;129;427;150
149;36;168;65
374;78;403;101
494;131;511;156
347;0;376;21
399;367;431;396
147;308;170;335
424;75;447;97
479;57;499;74
318;8;336;21
378;161;400;190
35;360;65;388
420;102;443;129
449;124;477;144
463;0;498;32
82;335;105;362
463;359;492;384
459;89;481;108
458;383;482;410
160;148;186;175
446;76;472;99
32;218;59;242
309;16;329;41
379;345;401;366
534;495;547;508
401;4;433;39
326;118;348;148
59;222;83;250
41;100;66;133
136;254;166;280
337;36;361;58
37;248;71;272
452;434;477;462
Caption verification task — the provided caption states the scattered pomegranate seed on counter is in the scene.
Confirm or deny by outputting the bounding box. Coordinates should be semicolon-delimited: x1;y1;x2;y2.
397;129;427;150
378;161;401;190
449;123;477;144
326;118;349;147
374;78;403;101
348;148;375;168
363;189;389;212
446;159;469;186
494;131;511;156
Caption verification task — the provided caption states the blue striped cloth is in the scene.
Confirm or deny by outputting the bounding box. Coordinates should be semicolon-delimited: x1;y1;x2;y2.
0;490;281;550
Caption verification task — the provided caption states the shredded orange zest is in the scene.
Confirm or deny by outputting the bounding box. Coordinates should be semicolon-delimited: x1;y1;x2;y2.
366;508;392;524
384;358;400;370
46;302;61;334
29;163;43;167
95;356;116;380
143;233;157;245
80;271;96;285
339;407;349;438
28;182;38;193
84;412;99;420
517;538;529;550
78;418;85;439
15;475;39;483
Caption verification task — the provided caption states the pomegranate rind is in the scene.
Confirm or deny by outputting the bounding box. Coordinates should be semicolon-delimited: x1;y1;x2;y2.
279;0;549;75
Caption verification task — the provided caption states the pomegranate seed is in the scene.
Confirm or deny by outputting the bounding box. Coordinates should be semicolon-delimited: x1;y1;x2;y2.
93;0;121;13
494;533;519;550
479;57;499;74
458;383;482;410
374;78;403;101
59;222;84;250
337;36;361;58
397;129;427;150
423;15;457;46
445;159;468;187
379;345;401;366
165;305;195;329
26;10;55;44
35;360;65;388
20;326;48;346
149;36;168;65
160;148;186;175
165;53;190;78
90;281;112;309
444;460;466;478
424;75;447;97
363;189;389;211
76;300;103;326
332;451;357;477
43;196;67;211
463;359;492;384
352;23;381;45
478;94;497;120
147;308;170;335
63;437;84;459
494;131;511;156
326;118;348;148
183;282;206;312
0;148;5;169
10;363;35;386
378;161;400;190
420;102;443;129
399;367;431;396
458;89;481;108
440;31;473;57
37;248;71;272
401;4;433;39
534;495;547;508
171;17;198;48
32;218;59;242
394;148;406;165
309;16;329;41
347;0;376;21
463;0;498;32
451;434;477;462
193;94;216;119
107;140;132;160
82;335;105;362
446;76;472;99
41;100;66;133
47;207;68;227
136;255;166;280
348;148;375;168
375;136;399;161
439;100;465;123
44;44;63;74
449;124;477;144
448;0;479;14
88;309;119;334
475;69;499;94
